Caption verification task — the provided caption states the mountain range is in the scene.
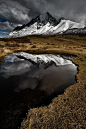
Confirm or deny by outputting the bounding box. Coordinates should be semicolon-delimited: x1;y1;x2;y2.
6;12;86;38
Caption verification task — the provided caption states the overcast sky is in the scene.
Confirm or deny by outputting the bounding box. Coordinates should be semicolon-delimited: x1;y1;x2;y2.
0;0;86;34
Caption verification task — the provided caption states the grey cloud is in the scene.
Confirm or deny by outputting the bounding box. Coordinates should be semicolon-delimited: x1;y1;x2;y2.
0;21;22;31
0;0;30;24
45;0;86;23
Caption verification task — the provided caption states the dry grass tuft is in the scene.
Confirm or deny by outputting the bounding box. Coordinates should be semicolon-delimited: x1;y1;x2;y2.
31;45;36;48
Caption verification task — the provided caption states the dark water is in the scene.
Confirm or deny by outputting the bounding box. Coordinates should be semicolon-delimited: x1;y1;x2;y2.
0;59;77;129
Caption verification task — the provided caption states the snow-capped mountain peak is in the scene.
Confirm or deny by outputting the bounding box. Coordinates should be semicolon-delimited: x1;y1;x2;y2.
6;12;86;38
25;12;58;28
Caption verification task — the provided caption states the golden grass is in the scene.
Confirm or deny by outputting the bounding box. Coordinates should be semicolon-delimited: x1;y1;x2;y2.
0;35;86;129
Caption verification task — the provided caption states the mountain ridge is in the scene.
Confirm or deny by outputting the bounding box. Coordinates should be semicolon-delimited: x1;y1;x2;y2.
6;12;86;38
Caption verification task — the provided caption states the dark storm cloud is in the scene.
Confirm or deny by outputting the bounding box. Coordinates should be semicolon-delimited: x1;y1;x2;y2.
47;0;86;24
0;0;30;24
0;21;22;31
0;0;86;31
0;0;48;24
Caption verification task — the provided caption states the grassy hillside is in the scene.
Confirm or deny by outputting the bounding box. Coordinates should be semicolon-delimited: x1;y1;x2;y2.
0;35;86;57
0;35;86;129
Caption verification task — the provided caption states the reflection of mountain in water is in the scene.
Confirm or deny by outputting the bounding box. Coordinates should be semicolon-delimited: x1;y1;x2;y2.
0;52;77;95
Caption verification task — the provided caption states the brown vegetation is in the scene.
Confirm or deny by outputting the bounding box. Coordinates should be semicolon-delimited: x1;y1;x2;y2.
0;35;86;129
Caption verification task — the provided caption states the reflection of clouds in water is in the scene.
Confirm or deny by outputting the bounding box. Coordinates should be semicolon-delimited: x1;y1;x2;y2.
15;64;77;95
0;54;35;77
15;77;38;92
39;65;77;95
0;61;32;78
